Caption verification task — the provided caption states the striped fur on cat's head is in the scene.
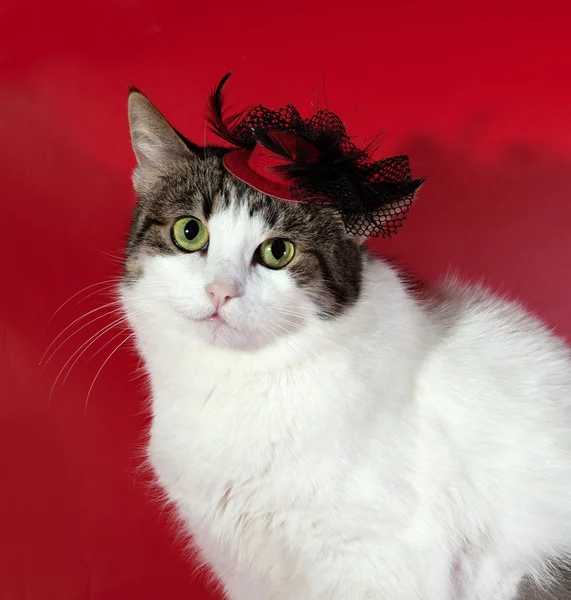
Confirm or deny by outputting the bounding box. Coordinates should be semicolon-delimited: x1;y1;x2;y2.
122;90;366;350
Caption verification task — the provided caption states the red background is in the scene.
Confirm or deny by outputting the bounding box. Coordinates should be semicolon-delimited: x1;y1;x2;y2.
1;1;571;598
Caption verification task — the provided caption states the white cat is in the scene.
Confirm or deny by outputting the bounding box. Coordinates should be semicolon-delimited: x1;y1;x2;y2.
120;88;571;599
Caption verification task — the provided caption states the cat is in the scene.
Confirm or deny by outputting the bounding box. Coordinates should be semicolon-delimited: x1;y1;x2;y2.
120;88;571;600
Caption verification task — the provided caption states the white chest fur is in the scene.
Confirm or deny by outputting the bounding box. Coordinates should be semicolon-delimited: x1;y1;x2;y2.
144;322;431;597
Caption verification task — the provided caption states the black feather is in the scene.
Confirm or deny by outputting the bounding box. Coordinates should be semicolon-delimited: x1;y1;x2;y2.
206;72;254;149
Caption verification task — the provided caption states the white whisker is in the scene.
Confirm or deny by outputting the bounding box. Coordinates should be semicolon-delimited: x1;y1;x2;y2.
84;331;138;414
61;314;132;384
42;303;124;368
48;314;126;399
46;278;122;326
87;325;133;362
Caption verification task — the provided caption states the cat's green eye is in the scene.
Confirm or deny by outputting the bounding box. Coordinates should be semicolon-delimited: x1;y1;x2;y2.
171;217;209;252
257;238;295;270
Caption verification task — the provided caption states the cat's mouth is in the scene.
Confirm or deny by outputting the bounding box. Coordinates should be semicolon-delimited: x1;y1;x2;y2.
195;312;227;326
171;304;235;331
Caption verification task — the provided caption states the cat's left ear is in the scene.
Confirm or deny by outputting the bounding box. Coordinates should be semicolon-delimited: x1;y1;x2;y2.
127;88;196;190
348;186;424;245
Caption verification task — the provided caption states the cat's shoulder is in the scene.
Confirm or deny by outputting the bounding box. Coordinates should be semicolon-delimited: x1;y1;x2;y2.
420;277;571;386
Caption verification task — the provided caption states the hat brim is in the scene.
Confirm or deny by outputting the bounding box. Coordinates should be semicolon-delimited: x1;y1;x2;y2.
223;150;302;203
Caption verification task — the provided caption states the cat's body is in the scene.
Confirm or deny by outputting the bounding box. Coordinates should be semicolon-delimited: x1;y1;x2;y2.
122;88;571;599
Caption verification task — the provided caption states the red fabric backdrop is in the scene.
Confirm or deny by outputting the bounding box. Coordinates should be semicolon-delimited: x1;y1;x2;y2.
1;1;570;598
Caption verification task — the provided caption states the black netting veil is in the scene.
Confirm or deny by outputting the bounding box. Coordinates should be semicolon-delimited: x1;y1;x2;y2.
207;73;424;238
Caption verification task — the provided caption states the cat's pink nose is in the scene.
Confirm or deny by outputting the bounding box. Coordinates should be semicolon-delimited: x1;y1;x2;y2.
205;280;241;310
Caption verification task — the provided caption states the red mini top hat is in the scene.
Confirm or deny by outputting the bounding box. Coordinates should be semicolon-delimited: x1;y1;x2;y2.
223;132;325;204
207;73;424;238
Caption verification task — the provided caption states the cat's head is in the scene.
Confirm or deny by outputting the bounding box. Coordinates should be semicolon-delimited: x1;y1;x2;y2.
121;91;375;351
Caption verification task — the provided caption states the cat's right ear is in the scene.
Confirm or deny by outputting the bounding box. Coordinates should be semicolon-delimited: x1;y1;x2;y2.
127;88;194;191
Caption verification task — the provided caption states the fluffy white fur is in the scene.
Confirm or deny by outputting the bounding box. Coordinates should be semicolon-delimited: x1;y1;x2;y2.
122;200;571;600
